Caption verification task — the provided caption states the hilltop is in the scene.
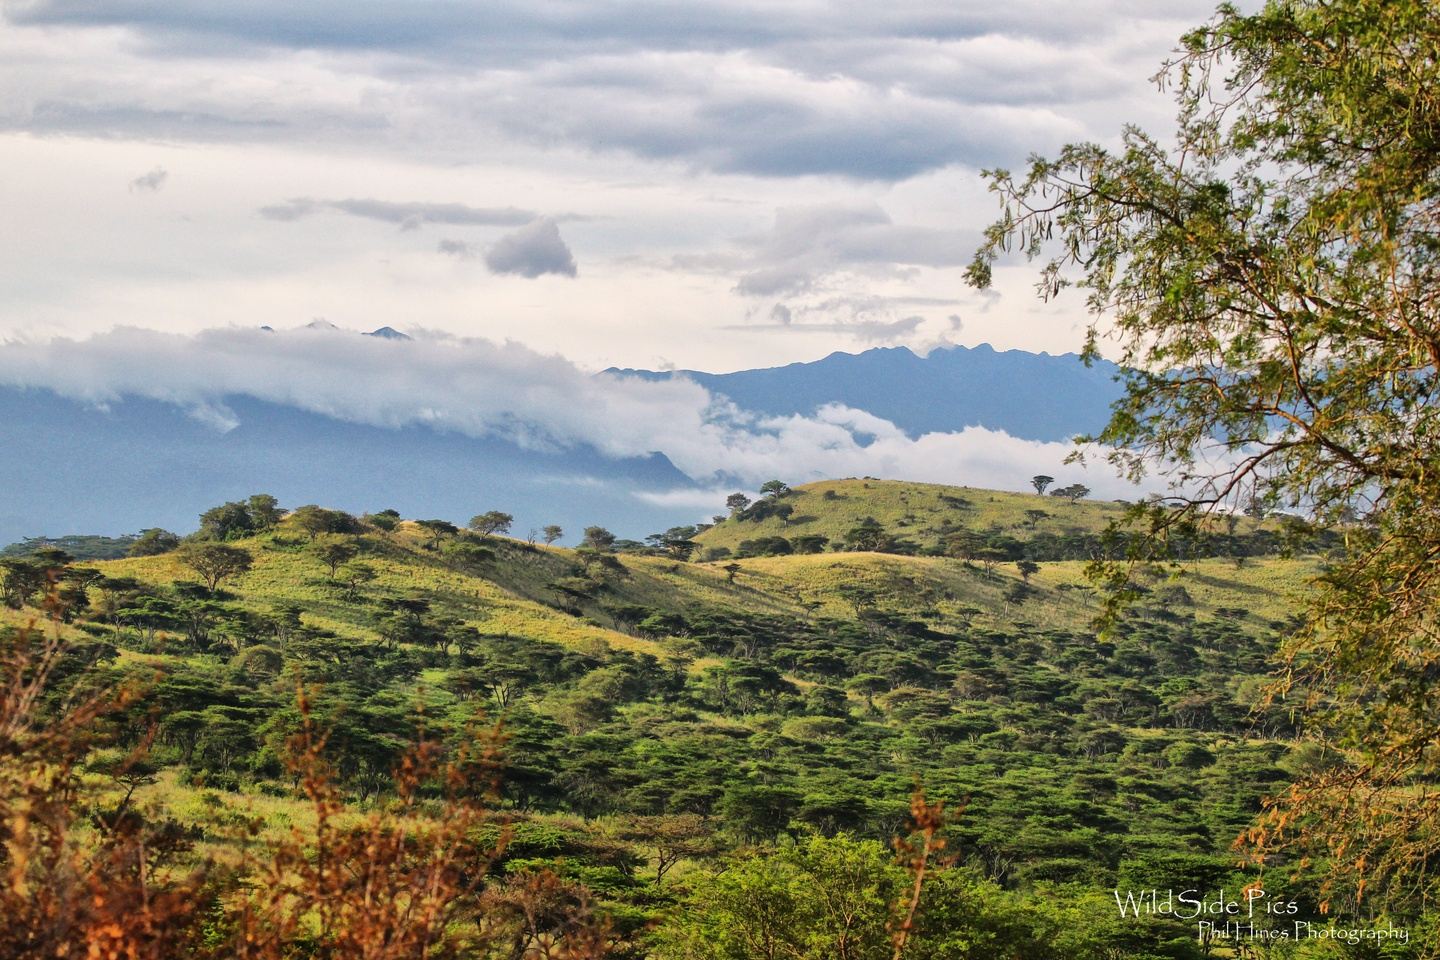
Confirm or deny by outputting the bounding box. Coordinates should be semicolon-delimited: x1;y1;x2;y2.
693;478;1290;564
696;478;1129;554
60;479;1311;655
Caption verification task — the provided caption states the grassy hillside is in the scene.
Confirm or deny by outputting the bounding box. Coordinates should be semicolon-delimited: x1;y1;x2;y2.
2;480;1341;957
721;551;1309;632
88;501;1309;662
694;477;1276;558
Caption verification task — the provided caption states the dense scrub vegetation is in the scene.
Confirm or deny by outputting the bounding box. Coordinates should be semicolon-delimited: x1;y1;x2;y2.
2;480;1408;957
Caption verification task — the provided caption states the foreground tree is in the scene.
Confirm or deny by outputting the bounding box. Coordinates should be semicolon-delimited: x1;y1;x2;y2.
969;0;1440;912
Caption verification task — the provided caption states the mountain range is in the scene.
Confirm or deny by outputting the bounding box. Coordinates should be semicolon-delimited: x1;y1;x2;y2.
609;343;1122;443
0;340;1123;547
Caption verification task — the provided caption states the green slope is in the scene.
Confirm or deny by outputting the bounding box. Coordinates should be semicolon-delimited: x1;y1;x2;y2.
4;477;1336;957
91;494;1309;663
694;478;1278;557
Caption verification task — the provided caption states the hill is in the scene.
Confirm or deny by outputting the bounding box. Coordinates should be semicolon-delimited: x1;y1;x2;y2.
694;478;1290;564
2;479;1331;956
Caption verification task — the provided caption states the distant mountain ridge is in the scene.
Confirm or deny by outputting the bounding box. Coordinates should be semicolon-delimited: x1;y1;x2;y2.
0;390;691;548
0;340;1127;547
608;343;1124;443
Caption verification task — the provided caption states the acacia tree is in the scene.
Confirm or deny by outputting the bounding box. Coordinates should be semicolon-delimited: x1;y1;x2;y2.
338;562;376;601
416;519;458;550
1030;475;1054;496
469;511;514;538
128;528;180;557
758;479;790;500
581;526;617;552
968;0;1440;911
180;543;253;593
314;540;357;580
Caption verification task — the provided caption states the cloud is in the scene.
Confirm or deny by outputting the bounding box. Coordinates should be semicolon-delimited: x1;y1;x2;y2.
259;197;537;230
690;203;975;296
724;294;965;349
632;486;738;512
726;315;926;345
437;238;475;258
0;325;1149;499
484;218;577;278
4;1;1213;61
129;166;167;192
2;1;1221;179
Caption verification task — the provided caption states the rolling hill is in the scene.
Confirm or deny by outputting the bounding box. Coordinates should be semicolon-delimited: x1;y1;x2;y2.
3;477;1328;956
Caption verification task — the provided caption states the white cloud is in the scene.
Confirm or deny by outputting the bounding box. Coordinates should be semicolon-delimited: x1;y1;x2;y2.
0;0;1237;367
437;237;475;258
0;325;1145;498
0;1;1219;178
683;202;975;296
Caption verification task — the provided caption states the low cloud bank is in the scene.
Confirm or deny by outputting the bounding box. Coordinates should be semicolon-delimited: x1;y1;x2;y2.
0;325;1140;496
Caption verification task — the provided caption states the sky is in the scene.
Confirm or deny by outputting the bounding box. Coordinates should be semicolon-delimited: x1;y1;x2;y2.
0;0;1232;372
0;1;1257;527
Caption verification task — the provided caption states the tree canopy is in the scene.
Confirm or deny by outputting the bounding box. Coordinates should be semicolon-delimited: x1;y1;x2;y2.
969;0;1440;910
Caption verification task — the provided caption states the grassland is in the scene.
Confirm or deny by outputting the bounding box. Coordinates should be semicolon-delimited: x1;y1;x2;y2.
693;477;1276;555
5;476;1341;957
84;481;1312;666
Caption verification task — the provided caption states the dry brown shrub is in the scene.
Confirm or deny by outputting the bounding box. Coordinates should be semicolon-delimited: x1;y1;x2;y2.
2;594;613;959
0;602;208;959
